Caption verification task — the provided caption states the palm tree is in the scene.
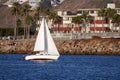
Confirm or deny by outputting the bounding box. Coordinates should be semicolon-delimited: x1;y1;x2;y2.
25;15;33;39
21;4;31;16
72;16;83;33
112;14;120;32
48;11;58;32
98;8;106;33
33;6;42;32
54;16;62;33
81;11;90;33
105;8;117;32
35;6;42;20
48;11;57;20
98;8;117;32
11;2;21;40
44;8;51;16
21;4;31;39
16;18;22;36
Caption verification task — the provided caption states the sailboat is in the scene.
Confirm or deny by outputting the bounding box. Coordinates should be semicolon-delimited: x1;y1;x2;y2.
25;18;60;60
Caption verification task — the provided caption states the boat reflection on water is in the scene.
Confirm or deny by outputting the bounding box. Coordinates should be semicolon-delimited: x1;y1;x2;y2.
31;59;57;63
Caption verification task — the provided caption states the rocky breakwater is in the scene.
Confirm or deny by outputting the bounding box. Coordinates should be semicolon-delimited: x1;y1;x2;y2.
57;37;120;55
0;39;35;54
0;37;120;55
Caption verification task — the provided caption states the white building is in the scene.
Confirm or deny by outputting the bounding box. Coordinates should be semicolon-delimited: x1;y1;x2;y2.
4;0;28;7
53;3;120;33
51;0;64;7
29;0;41;10
4;0;42;10
107;3;115;9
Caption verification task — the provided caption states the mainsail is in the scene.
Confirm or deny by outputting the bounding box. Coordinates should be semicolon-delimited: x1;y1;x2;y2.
33;18;59;55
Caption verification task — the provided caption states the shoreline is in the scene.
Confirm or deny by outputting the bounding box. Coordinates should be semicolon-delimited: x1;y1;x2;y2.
0;37;120;55
1;53;120;56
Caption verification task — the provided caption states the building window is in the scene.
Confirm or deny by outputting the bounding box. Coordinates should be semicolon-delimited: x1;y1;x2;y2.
90;10;94;14
95;10;98;14
64;17;69;21
77;10;82;14
31;2;36;4
117;10;120;13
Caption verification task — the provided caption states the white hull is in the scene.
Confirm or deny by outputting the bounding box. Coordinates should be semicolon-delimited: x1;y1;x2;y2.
25;55;59;60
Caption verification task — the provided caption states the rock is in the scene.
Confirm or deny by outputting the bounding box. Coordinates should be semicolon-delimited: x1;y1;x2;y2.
0;38;120;55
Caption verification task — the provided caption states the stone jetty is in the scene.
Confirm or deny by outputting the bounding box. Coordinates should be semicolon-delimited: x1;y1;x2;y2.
0;37;120;55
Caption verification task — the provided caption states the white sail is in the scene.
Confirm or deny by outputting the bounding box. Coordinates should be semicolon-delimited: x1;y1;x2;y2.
34;18;59;55
44;19;59;55
34;18;45;51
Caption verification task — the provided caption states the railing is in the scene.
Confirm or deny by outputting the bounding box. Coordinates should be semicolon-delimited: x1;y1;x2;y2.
52;32;120;40
52;33;72;41
1;32;120;41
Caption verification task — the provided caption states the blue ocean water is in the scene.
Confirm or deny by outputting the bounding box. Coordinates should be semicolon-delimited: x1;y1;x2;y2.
0;54;120;80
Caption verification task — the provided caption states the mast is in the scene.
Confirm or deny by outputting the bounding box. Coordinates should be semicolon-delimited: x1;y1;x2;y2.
44;17;48;54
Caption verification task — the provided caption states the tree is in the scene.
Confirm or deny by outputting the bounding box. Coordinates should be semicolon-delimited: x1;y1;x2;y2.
48;11;58;31
98;8;117;31
44;8;51;15
35;6;42;20
21;4;31;39
54;16;62;33
72;16;83;33
81;11;90;33
25;15;33;39
33;6;43;33
11;2;21;40
105;8;117;32
48;11;57;20
16;18;22;36
48;11;62;33
98;8;106;32
98;8;117;32
21;4;31;16
112;14;120;32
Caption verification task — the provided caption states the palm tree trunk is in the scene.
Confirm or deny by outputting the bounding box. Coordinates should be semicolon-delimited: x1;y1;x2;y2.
94;22;96;33
14;15;17;40
108;18;111;32
24;26;26;39
102;18;104;33
25;27;27;39
27;26;30;39
58;24;59;33
24;26;27;39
